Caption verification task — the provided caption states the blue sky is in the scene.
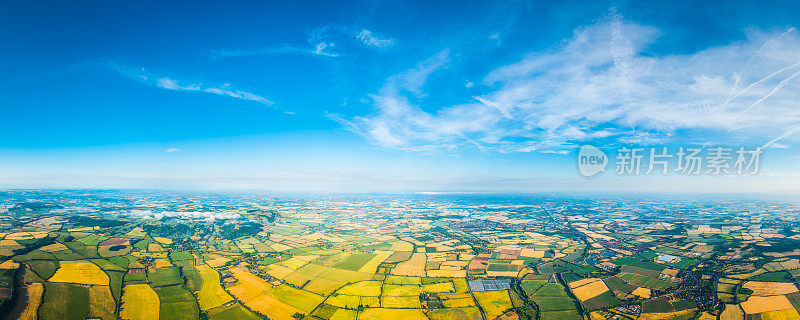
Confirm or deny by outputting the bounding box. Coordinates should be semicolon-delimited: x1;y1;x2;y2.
2;0;800;192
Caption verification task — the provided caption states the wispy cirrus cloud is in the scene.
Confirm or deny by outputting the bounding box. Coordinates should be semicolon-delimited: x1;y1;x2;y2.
337;14;800;153
356;29;395;48
109;64;274;106
210;26;340;60
209;44;335;60
211;26;396;60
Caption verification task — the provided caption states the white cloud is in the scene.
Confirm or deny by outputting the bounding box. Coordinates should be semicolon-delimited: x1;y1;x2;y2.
357;29;395;48
311;42;338;57
127;210;240;221
164;148;180;153
209;26;340;59
109;64;274;106
340;17;800;153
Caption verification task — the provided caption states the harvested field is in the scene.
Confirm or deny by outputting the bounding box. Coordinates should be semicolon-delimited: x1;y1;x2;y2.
392;253;426;277
743;281;798;296
741;295;794;314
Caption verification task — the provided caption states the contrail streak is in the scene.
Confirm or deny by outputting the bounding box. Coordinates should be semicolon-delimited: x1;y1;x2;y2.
724;60;800;108
742;68;800;113
763;125;800;149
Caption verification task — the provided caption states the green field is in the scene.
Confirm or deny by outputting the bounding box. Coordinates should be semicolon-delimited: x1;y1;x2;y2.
521;280;548;296
148;266;183;287
533;296;577;311
169;251;194;261
534;283;569;296
63;242;101;258
39;282;90;320
750;271;791;282
108;270;125;301
265;284;326;312
208;304;262;320
78;234;108;246
333;253;376;271
155;285;200;320
124;269;147;282
90;258;127;271
618;273;673;290
612;257;666;271
529;282;579;316
427;306;483;320
540;309;581;320
582;291;623;310
603;276;636;293
642;297;698;314
28;259;59;279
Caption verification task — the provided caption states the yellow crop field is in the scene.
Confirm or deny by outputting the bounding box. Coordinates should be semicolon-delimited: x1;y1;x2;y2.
383;284;422;296
6;231;48;240
326;294;362;309
243;294;303;319
147;243;164;252
18;283;43;320
294;254;320;262
68;227;97;232
265;284;325;312
330;308;358;320
571;279;610;301
120;284;160;320
358;250;394;273
381;295;421;308
520;248;546;258
427;269;467;277
228;267;272;302
39;242;67;252
89;286;116;320
390;241;414;251
195;264;234;310
741;295;794;314
441;293;476;307
486;270;519;277
473;290;513;320
205;256;231;268
266;264;295;279
154;258;172;268
0;260;19;269
569;278;598;288
423;281;455;293
337;280;383;296
743;282;799;296
453;278;469;293
761;308;800;320
277;257;309;270
632;287;651;298
391;253;426;277
358;308;428;320
48;261;109;285
427;306;483;320
271;242;292;251
639;309;697;320
720;304;744;320
153;237;173;245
